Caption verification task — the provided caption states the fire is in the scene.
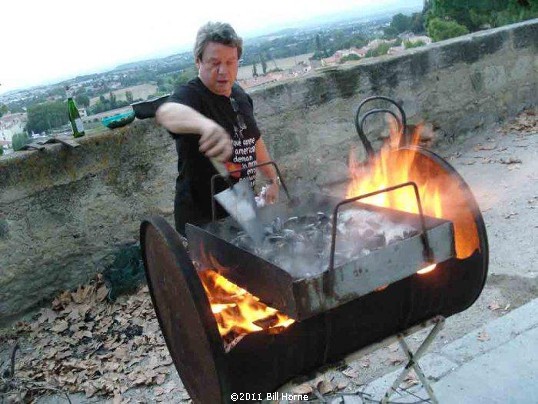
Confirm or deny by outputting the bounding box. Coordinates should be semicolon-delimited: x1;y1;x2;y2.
198;268;294;339
346;119;479;267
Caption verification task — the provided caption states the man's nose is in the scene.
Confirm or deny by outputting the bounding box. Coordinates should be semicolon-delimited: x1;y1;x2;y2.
217;64;229;75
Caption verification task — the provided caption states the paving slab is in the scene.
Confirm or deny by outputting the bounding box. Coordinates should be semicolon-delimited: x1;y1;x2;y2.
340;298;538;403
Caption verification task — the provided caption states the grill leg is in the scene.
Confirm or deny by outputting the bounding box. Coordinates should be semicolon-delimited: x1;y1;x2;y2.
381;316;445;404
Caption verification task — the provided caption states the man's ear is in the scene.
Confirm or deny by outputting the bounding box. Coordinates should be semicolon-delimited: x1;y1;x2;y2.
195;58;201;71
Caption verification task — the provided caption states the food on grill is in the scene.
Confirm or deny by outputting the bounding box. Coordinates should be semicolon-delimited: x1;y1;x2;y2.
230;208;418;278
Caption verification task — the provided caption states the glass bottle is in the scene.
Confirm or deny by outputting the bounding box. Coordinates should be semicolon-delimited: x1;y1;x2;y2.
66;86;85;138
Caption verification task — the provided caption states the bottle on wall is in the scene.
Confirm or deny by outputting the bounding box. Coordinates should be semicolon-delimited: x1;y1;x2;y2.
66;86;85;138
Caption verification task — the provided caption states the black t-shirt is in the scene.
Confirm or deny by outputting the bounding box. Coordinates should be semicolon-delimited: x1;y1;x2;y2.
166;77;261;232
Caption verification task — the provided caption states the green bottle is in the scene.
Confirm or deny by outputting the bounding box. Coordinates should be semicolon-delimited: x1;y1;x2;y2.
66;86;85;138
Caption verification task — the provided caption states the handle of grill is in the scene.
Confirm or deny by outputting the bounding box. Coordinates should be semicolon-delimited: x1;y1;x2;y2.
328;181;434;273
210;160;291;222
355;96;407;160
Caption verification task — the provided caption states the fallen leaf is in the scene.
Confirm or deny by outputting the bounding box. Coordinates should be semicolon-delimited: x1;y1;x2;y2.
389;355;404;366
503;304;511;311
402;373;419;389
488;302;501;311
499;157;522;165
478;331;490;342
342;367;359;378
292;383;313;395
97;285;109;302
317;379;334;395
337;381;349;390
51;320;69;333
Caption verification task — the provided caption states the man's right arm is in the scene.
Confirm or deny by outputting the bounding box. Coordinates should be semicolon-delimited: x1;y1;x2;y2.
156;102;232;162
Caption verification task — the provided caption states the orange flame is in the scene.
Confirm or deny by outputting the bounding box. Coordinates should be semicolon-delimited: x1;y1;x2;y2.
346;119;479;271
197;266;294;339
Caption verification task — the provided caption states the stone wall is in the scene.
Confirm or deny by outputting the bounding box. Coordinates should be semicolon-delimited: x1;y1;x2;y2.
0;19;536;322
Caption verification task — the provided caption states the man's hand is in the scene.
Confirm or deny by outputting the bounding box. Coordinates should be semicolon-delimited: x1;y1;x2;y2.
199;120;233;162
265;182;279;204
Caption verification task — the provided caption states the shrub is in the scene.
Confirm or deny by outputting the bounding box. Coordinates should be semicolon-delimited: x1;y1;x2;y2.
404;40;426;49
12;133;30;151
427;17;469;42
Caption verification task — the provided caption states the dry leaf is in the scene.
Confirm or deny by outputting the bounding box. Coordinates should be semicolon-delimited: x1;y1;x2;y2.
97;285;109;302
317;379;334;395
292;383;313;395
402;373;419;389
488;302;501;311
389;355;404;366
504;304;511;311
337;381;349;390
478;331;490;342
342;367;359;378
51;320;69;333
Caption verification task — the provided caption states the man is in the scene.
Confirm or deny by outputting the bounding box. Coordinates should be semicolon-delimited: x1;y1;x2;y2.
156;22;279;235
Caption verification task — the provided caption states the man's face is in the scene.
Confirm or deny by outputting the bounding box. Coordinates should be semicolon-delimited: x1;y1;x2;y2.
196;42;239;97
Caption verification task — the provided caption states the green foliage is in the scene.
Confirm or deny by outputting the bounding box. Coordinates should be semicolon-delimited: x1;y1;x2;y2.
75;94;90;108
426;0;538;32
340;53;361;63
26;101;68;134
0;104;8;118
0;147;3;156
404;39;426;49
427;17;469;41
12;132;30;151
365;42;392;58
252;63;258;77
391;13;414;33
125;91;134;104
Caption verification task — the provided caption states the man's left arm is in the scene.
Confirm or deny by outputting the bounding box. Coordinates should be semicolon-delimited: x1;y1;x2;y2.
255;138;279;204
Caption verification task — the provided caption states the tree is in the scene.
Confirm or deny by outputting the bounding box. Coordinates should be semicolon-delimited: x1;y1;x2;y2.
0;104;8;118
259;53;267;75
125;91;134;104
391;13;413;33
75;94;90;108
427;17;469;41
252;63;258;77
26;101;68;134
12;132;30;151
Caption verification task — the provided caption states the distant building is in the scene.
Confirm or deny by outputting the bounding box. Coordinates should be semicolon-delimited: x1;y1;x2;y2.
0;112;27;142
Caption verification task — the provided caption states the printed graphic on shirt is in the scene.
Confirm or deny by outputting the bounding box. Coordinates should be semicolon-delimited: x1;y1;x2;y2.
232;137;257;187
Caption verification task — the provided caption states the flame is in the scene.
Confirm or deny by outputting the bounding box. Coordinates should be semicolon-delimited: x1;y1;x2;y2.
347;119;479;266
198;268;294;339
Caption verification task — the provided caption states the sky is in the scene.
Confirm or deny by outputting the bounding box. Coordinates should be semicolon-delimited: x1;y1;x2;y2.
0;0;422;95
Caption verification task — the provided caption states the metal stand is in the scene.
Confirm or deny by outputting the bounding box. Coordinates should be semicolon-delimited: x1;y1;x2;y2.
381;315;445;404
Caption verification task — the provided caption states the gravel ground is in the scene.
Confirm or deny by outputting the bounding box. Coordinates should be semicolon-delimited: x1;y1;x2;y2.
1;110;536;404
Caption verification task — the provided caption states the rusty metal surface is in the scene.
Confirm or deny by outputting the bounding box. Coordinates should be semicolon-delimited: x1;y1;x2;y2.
187;197;455;321
140;216;229;403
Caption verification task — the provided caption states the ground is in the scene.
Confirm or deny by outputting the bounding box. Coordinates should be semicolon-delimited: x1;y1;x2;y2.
0;109;536;403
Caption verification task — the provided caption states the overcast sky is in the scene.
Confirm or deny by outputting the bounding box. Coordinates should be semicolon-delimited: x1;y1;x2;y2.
0;0;421;95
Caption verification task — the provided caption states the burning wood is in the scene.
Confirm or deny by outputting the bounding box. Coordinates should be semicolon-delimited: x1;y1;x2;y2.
197;269;295;344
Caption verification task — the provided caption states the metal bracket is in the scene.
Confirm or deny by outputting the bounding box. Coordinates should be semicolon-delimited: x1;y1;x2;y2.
381;315;446;404
329;181;435;273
